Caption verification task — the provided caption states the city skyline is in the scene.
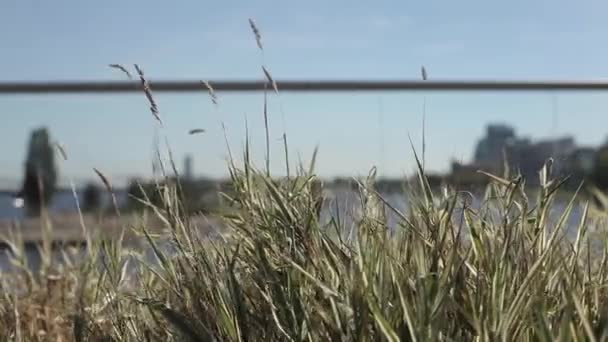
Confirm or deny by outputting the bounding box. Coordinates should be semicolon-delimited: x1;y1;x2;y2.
0;120;604;191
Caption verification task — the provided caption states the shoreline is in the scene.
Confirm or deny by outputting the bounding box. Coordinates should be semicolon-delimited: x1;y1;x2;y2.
0;212;222;250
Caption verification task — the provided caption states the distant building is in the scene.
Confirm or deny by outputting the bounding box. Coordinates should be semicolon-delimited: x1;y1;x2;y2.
474;124;516;172
506;136;576;182
449;161;487;186
471;123;580;184
535;137;576;173
565;147;596;179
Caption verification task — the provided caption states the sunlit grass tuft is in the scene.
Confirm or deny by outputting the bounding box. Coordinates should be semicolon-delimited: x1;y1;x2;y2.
2;141;608;340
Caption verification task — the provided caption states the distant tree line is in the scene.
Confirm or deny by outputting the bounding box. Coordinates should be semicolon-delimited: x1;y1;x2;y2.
15;126;608;218
125;177;230;215
592;145;608;190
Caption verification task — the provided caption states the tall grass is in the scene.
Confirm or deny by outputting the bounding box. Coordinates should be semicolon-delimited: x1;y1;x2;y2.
2;140;608;340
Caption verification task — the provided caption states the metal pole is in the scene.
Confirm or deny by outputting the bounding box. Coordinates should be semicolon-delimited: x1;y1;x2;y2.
2;79;608;94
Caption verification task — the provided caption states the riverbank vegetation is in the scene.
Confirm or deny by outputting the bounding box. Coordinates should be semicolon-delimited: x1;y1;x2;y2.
2;144;608;340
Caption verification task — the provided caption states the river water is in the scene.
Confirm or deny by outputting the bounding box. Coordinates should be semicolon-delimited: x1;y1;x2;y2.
0;188;593;273
0;190;128;221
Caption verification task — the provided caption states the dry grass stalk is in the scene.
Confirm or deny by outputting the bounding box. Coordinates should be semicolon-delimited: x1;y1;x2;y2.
108;64;133;80
262;66;278;93
248;18;263;50
134;64;163;125
202;80;218;105
93;167;113;193
54;142;68;161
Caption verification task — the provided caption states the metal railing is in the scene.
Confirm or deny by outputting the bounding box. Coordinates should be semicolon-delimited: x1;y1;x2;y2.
2;79;608;94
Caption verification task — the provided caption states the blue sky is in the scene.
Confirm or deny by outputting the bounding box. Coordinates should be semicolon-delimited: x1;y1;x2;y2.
1;0;608;187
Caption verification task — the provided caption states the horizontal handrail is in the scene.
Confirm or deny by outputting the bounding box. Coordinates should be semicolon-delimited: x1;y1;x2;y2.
2;79;608;94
